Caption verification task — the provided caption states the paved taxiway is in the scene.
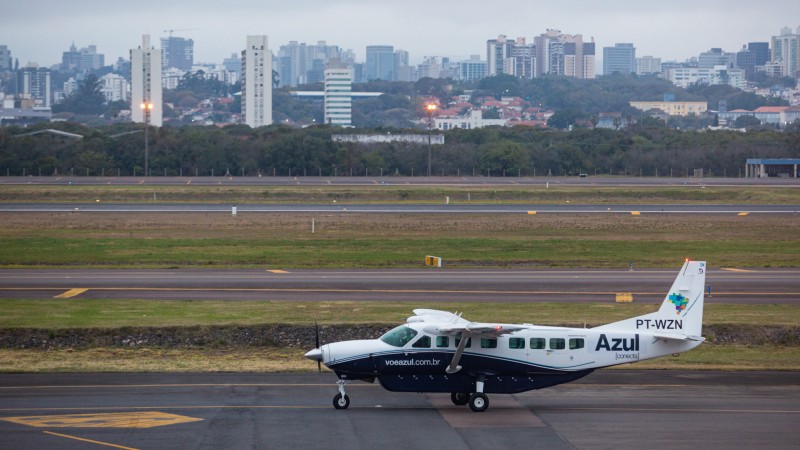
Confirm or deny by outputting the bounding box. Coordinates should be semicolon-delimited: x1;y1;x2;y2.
1;268;798;304
0;371;797;449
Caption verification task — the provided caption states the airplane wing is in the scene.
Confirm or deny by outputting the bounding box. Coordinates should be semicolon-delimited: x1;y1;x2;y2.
440;322;529;374
408;309;468;324
438;322;529;337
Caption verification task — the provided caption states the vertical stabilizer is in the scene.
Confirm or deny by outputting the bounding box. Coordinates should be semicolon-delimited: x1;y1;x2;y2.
595;261;706;338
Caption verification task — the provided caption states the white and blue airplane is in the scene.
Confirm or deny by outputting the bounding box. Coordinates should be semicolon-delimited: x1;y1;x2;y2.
305;260;706;412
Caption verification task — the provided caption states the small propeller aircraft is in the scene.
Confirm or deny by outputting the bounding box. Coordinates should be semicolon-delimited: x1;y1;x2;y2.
305;260;706;412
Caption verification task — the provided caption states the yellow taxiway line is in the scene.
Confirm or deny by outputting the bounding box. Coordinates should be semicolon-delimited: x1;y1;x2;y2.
53;288;88;299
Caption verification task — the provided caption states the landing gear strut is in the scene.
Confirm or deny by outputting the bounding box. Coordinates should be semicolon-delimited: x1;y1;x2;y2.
333;379;350;409
468;375;489;412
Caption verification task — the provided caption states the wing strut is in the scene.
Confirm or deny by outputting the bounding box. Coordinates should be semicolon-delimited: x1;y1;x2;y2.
446;332;470;374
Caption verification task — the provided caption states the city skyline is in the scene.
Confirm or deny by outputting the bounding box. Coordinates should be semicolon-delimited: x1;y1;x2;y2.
4;0;800;69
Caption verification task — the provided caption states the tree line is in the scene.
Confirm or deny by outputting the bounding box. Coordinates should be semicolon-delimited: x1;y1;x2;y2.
2;120;798;178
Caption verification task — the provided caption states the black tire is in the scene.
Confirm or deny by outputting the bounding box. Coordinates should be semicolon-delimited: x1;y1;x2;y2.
468;393;489;412
333;393;350;409
451;392;469;406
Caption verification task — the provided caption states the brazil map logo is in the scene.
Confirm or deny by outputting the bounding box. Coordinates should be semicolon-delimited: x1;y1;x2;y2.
668;293;689;315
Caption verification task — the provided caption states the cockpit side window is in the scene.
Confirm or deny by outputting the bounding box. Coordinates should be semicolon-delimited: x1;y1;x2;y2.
379;325;419;347
412;335;431;348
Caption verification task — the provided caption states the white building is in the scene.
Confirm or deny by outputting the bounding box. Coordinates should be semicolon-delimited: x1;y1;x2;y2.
241;35;272;128
433;109;506;130
99;73;130;102
771;26;800;79
324;65;353;126
130;34;163;126
667;65;745;89
636;56;662;75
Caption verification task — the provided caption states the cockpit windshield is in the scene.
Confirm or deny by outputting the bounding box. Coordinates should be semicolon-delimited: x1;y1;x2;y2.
379;325;419;347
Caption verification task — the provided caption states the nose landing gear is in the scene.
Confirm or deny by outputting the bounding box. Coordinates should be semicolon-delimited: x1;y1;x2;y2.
333;379;350;410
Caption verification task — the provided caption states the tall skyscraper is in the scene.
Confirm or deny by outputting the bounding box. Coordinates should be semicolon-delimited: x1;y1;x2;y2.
130;35;162;127
161;36;194;71
603;43;636;75
486;35;514;76
0;45;12;71
533;30;594;79
365;45;394;81
241;35;272;128
771;27;800;78
324;62;353;126
17;66;51;107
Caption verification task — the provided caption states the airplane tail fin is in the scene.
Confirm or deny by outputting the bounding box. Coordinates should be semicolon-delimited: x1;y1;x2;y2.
595;260;706;338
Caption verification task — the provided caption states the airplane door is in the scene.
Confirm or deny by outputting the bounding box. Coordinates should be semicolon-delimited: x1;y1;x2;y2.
544;337;570;367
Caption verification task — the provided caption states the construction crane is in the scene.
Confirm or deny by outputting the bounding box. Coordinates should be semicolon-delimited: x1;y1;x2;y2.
163;28;198;37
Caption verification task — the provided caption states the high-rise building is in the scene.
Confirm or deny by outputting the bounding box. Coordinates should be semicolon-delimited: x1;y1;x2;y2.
486;35;514;76
130;34;163;127
698;48;734;69
636;55;662;75
771;26;800;79
603;43;636;75
534;30;595;79
736;43;768;78
324;62;353;126
241;35;272;128
61;43;104;72
17;66;51;107
276;41;343;87
748;42;770;66
365;45;394;81
161;36;194;71
457;55;488;81
0;45;12;71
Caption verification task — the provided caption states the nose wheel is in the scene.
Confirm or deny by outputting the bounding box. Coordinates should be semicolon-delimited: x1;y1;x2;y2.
333;379;351;409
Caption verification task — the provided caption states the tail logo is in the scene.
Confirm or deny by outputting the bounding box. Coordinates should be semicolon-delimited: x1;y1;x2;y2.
668;293;689;315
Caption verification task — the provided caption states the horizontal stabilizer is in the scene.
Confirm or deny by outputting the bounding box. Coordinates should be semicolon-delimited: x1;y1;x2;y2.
652;333;705;342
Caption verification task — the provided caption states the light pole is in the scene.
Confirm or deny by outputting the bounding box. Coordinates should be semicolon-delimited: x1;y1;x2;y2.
140;101;154;176
426;103;437;177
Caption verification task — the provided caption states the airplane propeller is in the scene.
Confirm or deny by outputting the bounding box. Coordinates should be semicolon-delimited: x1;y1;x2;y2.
314;320;321;372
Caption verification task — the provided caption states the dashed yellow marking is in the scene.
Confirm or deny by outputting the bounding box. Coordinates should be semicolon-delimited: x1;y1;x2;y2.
738;212;749;216
42;431;138;450
527;211;537;215
2;411;202;429
631;211;641;216
54;288;88;299
137;180;144;184
721;268;757;273
267;269;289;274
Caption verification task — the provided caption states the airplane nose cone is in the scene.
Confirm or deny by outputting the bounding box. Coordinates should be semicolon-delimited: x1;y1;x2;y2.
305;348;323;362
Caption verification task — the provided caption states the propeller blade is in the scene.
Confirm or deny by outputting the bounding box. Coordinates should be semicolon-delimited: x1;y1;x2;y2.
315;320;321;372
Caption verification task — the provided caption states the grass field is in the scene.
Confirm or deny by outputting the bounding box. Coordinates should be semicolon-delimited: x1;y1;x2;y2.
1;212;799;268
1;183;798;372
2;183;800;204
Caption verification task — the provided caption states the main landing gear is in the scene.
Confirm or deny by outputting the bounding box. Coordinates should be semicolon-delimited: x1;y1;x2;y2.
333;379;350;410
450;374;489;412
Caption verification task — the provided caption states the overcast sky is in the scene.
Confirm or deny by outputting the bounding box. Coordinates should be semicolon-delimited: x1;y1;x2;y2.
3;0;800;68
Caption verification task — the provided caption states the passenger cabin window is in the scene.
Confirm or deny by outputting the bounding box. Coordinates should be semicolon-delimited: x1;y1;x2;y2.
379;325;419;347
480;338;497;349
550;338;566;350
530;338;546;349
455;336;472;348
412;335;431;348
436;336;449;348
569;338;585;350
509;337;525;349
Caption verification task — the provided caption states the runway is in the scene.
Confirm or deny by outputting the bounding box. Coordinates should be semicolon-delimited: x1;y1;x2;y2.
0;371;797;449
1;267;799;304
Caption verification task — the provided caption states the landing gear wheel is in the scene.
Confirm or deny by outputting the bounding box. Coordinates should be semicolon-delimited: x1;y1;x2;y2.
333;393;350;409
468;393;489;412
451;392;469;406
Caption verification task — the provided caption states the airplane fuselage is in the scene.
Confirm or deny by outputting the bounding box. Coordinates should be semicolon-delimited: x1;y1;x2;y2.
320;326;701;394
